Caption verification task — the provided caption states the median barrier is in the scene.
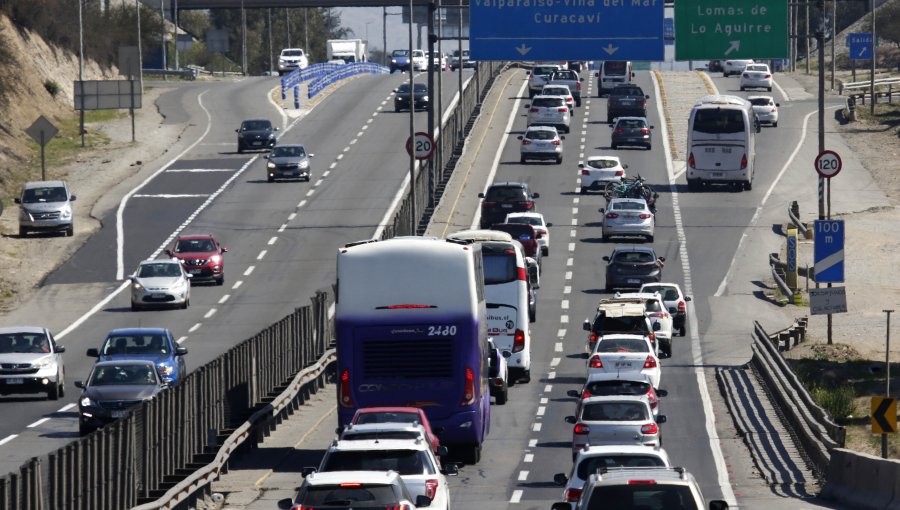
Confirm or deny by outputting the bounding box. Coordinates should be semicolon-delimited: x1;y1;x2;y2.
822;448;900;509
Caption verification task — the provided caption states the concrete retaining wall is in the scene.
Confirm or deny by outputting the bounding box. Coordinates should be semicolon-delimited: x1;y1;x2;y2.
822;448;900;509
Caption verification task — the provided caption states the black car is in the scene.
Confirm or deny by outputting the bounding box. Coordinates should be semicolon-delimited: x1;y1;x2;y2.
478;182;540;229
75;360;167;435
265;144;313;182
236;119;278;153
603;246;664;291
611;117;653;150
394;82;429;112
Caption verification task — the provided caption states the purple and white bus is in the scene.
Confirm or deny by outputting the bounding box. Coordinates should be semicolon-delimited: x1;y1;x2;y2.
335;236;490;464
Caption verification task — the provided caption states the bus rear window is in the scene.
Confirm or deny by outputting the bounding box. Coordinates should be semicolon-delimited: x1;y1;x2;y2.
692;109;746;134
483;253;517;284
603;61;627;76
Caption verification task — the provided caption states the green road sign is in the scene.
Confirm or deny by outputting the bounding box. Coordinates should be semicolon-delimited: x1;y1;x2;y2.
675;0;788;60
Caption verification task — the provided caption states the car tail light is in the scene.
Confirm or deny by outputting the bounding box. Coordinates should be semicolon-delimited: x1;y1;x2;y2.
425;479;439;500
641;422;659;435
688;152;695;169
615;128;624;134
339;369;354;408
643;356;657;369
512;329;526;353
647;386;658;410
522;139;532;145
552;139;561;145
589;355;603;368
628;480;656;485
574;423;590;435
564;488;583;501
530;108;539;113
517;267;527;281
639;213;652;219
615;169;624;176
677;300;686;313
462;367;476;405
640;128;650;135
581;169;590;176
740;153;748;169
605;212;619;219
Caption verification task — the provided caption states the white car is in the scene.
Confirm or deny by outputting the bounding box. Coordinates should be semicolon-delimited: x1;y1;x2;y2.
615;292;675;358
277;48;309;75
528;95;571;133
587;334;661;389
579;156;627;194
518;125;564;164
722;58;754;77
640;282;692;337
130;259;192;311
748;95;779;127
554;445;671;507
0;326;66;400
505;212;552;257
601;198;655;242
740;63;773;91
541;84;575;113
569;395;665;455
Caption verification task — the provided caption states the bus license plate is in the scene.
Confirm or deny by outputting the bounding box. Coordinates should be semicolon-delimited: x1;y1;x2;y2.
5;378;24;385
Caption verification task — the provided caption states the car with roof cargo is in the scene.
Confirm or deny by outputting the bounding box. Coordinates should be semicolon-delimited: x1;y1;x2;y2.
15;180;76;237
265;144;314;182
86;328;187;386
75;359;168;435
0;326;66;400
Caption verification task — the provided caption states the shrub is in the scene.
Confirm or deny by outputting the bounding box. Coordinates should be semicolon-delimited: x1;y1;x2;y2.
43;79;59;97
811;385;856;421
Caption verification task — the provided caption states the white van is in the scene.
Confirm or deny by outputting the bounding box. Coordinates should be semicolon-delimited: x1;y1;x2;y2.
597;61;633;96
686;95;759;191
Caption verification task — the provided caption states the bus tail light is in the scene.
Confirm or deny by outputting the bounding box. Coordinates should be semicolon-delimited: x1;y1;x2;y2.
339;369;354;408
688;152;695;169
643;356;657;369
740;153;748;169
589;355;603;368
641;422;659;435
512;330;526;353
574;423;590;435
564;488;583;501
462;367;476;405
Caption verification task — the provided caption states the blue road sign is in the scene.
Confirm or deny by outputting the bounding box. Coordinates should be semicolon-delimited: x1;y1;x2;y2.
664;18;674;46
470;0;665;61
814;220;845;283
847;33;873;61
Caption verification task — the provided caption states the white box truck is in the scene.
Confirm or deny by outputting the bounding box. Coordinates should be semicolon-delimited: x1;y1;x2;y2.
326;39;367;63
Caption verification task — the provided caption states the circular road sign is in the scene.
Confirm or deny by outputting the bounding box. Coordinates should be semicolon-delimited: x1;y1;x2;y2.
814;150;842;178
406;132;435;160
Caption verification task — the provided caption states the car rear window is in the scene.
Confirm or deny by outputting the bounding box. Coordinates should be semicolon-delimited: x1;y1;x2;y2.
585;379;652;398
321;450;435;475
612;252;656;264
587;159;619;169
300;484;399;506
533;97;564;108
692;109;746;134
581;402;649;421
482;252;517;284
593;315;649;334
485;186;527;201
576;455;666;480
586;485;698;510
595;338;649;353
525;129;556;141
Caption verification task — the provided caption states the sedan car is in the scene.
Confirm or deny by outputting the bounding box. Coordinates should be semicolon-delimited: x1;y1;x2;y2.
527;95;571;133
586;334;661;389
610;117;652;150
579;156;627;194
505;212;551;257
0;326;66;400
165;234;228;285
518;125;564;164
722;58;754;77
748;95;779;127
236;119;278;153
86;328;187;386
76;360;168;435
265;144;313;182
640;282;692;337
568;395;665;456
394;82;430;112
130;259;191;311
603;246;664;291
554;444;671;507
740;63;773;92
601;198;654;242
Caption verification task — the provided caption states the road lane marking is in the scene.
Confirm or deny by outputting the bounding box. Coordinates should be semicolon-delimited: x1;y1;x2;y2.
218;294;230;304
0;435;18;446
267;237;278;245
204;308;217;319
257;250;267;260
244;266;255;276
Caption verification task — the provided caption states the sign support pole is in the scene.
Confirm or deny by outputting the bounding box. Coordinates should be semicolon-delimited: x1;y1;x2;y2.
884;309;893;459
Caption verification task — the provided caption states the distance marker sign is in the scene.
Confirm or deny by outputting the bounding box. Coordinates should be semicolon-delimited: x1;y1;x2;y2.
675;0;788;60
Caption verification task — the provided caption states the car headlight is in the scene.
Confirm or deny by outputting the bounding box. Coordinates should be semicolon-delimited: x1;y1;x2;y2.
132;281;143;290
157;363;175;376
267;162;276;169
80;396;94;407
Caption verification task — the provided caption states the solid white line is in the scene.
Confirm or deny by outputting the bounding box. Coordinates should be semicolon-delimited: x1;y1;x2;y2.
518;471;529;481
555;342;563;352
57;403;76;412
257;250;268;260
268;237;278;245
244;266;255;276
232;280;243;289
509;490;523;504
0;435;18;447
27;418;50;428
653;70;737;506
218;294;230;304
176;336;188;344
204;308;217;319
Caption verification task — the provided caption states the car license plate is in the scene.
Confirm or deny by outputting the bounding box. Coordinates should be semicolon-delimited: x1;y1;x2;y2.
110;410;127;418
189;269;203;274
615;361;633;368
5;378;24;385
712;172;724;177
627;278;641;285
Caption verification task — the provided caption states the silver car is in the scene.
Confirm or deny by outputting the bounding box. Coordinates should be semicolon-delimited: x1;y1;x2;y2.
601;198;654;242
568;395;665;456
14;180;76;237
266;144;313;182
130;259;192;311
518;125;564;165
0;326;66;400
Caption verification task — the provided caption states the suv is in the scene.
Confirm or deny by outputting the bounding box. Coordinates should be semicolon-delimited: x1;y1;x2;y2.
603;246;664;291
582;298;658;354
165;234;228;285
478;182;539;229
278;470;431;510
551;466;729;510
277;48;308;75
606;84;649;123
0;326;66;400
15;180;76;237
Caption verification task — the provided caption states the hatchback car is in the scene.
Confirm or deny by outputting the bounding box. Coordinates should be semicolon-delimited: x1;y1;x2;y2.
265;144;313;182
611;117;653;150
603;246;664;291
554;445;671;507
236;119;278;153
579;156;627;194
722;58;754;77
601;198;654;242
277;470;431;510
541;84;576;112
86;328;187;386
640;283;691;337
586;334;661;389
76;360;167;435
130;259;191;311
518;125;565;164
165;234;228;285
568;395;665;455
740;63;773;91
528;95;571;133
394;82;430;112
478;182;539;229
0;326;66;400
748;95;779;127
505;212;551;256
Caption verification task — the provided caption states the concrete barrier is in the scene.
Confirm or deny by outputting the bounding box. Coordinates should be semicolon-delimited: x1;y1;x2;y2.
822;448;900;509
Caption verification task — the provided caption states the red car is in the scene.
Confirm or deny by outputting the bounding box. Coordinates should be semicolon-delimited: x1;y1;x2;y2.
165;234;228;285
350;407;443;456
490;223;541;262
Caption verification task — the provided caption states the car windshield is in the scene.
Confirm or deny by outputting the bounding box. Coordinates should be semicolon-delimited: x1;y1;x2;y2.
586;484;698;510
321;450;435;475
587;159;619;169
526;130;557;141
482;252;517;285
241;121;271;131
21;186;67;203
507;216;541;226
102;334;170;356
746;65;768;72
175;239;216;253
0;333;51;354
355;411;420;425
593;315;648;333
392;50;409;57
642;286;679;301
138;263;182;278
749;98;772;106
485;186;527;201
576;455;666;480
617;119;646;129
282;50;304;57
300;484;398;506
89;364;159;386
271;146;305;158
582;402;649;421
585;379;652;398
692;109;745;134
533;97;564;108
612;251;656;264
611;202;646;211
596;338;650;353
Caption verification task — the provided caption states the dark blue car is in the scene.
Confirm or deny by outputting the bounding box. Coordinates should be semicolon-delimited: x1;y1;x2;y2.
87;328;187;385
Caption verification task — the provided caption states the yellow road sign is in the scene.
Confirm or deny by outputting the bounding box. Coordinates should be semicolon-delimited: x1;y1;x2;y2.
871;397;897;434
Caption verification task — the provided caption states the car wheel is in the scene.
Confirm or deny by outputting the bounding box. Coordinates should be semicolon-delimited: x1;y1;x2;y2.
18;227;27;237
496;383;508;405
216;274;225;286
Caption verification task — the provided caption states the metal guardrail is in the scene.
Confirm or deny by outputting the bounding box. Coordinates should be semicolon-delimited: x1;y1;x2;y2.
750;321;845;478
142;68;197;80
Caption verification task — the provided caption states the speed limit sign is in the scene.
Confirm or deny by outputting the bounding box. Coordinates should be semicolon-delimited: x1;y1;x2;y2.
814;150;842;178
406;132;435;160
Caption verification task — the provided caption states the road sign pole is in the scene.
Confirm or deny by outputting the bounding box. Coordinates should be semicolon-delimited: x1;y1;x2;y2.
884;309;893;458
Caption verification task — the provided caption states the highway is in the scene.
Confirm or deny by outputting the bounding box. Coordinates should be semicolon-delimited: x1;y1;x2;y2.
0;65;850;510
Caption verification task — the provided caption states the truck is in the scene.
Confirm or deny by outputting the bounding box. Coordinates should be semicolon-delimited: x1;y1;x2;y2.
326;39;367;63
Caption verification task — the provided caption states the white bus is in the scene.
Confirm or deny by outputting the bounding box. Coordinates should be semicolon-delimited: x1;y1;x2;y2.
686;95;760;191
597;61;633;96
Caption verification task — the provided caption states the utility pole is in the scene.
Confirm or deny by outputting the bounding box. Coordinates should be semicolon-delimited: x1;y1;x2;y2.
883;309;893;459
